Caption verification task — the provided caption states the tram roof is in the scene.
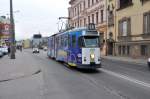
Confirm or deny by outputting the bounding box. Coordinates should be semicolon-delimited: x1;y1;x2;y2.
68;27;97;32
49;26;98;37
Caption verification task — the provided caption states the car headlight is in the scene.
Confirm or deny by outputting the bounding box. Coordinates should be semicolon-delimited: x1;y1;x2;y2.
90;54;95;59
148;58;150;62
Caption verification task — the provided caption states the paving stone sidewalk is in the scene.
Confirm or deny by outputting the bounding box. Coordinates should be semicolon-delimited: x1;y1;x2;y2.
0;51;41;82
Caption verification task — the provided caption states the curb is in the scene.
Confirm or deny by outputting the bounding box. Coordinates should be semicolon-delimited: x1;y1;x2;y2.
102;57;147;66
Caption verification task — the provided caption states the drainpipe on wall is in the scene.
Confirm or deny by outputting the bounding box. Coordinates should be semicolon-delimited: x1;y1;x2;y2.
106;0;108;56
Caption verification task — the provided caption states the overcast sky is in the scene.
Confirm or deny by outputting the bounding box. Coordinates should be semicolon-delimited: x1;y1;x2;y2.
0;0;70;40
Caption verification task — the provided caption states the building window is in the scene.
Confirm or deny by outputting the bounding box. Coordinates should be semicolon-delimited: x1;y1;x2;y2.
117;0;133;10
92;14;94;23
80;4;82;12
88;0;90;7
72;35;76;48
84;18;86;26
88;16;90;24
101;10;104;23
83;1;86;9
92;0;94;5
100;33;104;45
96;12;99;24
118;18;131;36
122;21;128;36
127;45;130;55
143;12;150;34
80;19;82;27
141;45;148;56
118;45;121;55
75;22;76;27
75;8;77;15
122;45;126;55
140;0;149;4
108;11;114;26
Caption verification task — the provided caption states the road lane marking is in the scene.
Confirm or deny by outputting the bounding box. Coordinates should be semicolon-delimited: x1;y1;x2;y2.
99;68;150;88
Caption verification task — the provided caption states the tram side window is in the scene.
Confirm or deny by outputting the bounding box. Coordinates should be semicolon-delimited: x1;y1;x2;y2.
64;35;68;47
51;38;53;48
58;37;61;48
72;35;76;48
78;37;84;47
56;37;58;48
68;35;71;47
61;36;64;48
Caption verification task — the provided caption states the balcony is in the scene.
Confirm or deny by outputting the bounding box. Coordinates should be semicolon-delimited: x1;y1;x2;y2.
108;11;114;26
140;0;149;4
117;0;133;10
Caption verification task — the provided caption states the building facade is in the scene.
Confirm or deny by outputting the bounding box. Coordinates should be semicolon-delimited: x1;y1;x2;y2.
22;39;31;49
0;16;11;46
106;0;117;55
115;0;150;58
68;0;107;56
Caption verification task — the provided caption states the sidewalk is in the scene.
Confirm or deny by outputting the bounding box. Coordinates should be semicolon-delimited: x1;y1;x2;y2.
0;51;41;82
0;51;44;99
102;55;147;65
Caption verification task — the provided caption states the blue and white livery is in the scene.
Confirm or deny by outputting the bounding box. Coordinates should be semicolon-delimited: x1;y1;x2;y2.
48;24;101;69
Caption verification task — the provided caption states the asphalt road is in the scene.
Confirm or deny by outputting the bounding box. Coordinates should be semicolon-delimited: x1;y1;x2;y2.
28;50;150;99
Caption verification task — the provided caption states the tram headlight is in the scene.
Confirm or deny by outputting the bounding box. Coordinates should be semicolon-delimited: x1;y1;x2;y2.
90;54;95;59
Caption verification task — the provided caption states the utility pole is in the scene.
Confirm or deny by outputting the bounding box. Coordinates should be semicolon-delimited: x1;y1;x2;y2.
10;0;16;59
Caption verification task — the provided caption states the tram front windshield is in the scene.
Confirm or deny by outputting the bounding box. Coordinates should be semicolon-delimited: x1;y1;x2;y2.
80;36;100;48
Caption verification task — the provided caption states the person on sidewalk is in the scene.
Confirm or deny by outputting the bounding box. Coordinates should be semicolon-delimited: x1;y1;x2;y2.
7;46;10;56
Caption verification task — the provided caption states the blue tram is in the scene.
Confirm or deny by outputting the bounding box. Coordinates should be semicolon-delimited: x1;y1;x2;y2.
48;25;101;69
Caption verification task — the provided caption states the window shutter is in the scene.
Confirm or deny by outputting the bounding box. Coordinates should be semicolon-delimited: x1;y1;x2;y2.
148;13;150;33
118;20;123;36
117;0;120;9
143;14;146;34
118;21;121;36
127;18;131;36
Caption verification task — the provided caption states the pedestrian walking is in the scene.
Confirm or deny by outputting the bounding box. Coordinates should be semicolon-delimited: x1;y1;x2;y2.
8;46;10;56
20;45;22;52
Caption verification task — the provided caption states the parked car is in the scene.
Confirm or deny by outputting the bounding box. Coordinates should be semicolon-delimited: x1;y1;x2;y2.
0;46;4;57
32;48;39;53
0;49;3;57
1;46;8;55
148;58;150;69
43;46;47;51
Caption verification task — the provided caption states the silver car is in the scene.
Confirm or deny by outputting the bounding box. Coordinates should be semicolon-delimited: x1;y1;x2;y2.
1;46;8;55
0;48;3;57
148;58;150;69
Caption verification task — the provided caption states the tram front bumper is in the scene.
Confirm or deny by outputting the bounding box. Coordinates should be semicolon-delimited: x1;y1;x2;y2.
77;63;101;69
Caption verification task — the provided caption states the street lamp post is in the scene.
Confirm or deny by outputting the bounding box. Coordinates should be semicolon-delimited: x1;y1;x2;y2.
10;0;16;59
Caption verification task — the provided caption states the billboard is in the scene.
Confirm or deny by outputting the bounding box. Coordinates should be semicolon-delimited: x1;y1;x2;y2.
0;23;11;41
